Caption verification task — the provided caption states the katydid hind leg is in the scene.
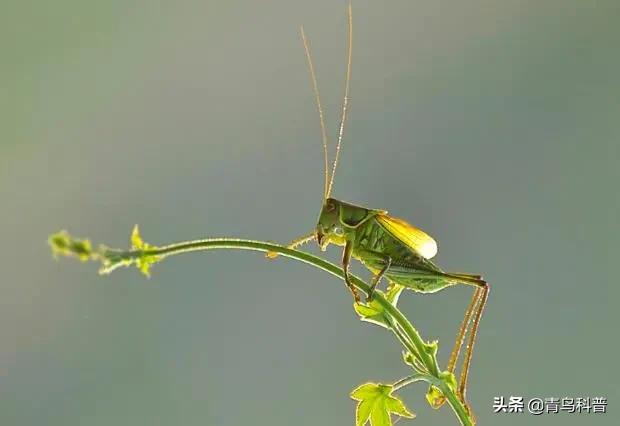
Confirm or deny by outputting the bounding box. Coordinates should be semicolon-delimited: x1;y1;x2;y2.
447;287;482;375
458;280;489;411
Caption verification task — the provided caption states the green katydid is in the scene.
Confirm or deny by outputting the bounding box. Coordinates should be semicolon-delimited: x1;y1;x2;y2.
268;4;489;412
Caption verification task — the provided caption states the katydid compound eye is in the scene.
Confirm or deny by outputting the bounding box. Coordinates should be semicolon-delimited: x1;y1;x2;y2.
325;202;336;212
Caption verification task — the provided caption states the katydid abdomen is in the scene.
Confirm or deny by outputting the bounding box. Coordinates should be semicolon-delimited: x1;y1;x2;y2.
353;217;482;293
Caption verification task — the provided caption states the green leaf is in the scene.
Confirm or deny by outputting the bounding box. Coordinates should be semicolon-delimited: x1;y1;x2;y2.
385;395;415;418
354;301;390;329
425;385;446;410
423;339;438;357
402;351;416;367
353;291;395;329
351;383;415;426
354;302;382;318
130;225;161;277
401;351;426;372
385;282;404;305
48;231;94;262
353;284;405;330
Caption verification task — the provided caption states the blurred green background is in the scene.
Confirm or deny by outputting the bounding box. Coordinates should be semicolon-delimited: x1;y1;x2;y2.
1;0;617;425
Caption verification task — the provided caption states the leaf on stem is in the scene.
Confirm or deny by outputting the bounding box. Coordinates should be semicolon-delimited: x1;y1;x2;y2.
354;298;392;329
48;226;162;277
425;385;445;409
130;225;161;277
385;282;404;305
425;371;457;410
401;351;427;373
49;231;95;262
353;284;404;329
351;383;415;426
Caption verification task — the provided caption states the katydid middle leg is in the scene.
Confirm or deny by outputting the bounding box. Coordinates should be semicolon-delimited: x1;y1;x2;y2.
353;248;393;302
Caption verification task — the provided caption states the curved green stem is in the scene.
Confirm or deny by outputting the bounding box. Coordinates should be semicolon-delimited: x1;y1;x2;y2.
393;373;430;391
49;232;473;426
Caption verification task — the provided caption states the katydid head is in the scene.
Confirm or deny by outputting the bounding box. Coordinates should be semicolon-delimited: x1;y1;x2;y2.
315;198;371;251
315;198;346;251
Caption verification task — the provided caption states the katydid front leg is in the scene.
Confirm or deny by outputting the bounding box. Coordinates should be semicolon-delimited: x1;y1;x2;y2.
265;232;315;259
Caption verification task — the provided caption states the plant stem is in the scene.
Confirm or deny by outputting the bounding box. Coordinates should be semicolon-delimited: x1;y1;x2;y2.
393;373;429;391
60;235;474;425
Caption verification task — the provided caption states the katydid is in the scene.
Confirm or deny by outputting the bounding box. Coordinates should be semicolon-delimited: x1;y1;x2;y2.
269;4;489;411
